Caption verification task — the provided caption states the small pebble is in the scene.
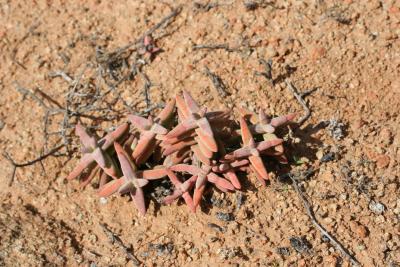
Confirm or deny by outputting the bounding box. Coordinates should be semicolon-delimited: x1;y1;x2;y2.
350;221;369;238
321;152;335;163
215;212;235;222
99;197;108;205
369;200;385;214
276;247;290;256
289;236;310;254
207;223;224;233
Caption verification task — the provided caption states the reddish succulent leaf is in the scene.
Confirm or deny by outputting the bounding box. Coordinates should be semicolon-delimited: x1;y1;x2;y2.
132;133;157;165
156;99;176;125
223;171;241;189
163;138;196;156
166;119;197;138
191;145;211;165
195;137;213;159
182;90;200;114
256;139;283;151
270;113;296;127
76;123;97;150
170;164;200;175
136;168;167;180
207;172;234;191
91;147;107;168
80;165;100;188
196;128;218;152
128;114;153;131
193;183;205;209
249;164;267;186
175;94;191;119
67;153;94;180
98;178;124;197
239;117;254;146
101;123;129;149
130;188;147;215
249;155;269;180
115;142;138;178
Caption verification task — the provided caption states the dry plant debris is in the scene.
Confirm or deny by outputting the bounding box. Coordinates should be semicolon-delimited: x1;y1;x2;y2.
67;90;296;215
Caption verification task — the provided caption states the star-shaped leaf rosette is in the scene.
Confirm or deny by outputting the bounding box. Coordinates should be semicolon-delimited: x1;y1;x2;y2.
67;90;296;215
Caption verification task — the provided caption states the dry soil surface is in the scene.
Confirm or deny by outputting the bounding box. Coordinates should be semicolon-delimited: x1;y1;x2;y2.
0;1;399;266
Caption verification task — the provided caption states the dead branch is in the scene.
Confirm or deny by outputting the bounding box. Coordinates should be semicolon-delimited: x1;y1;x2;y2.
255;59;274;87
139;71;152;110
3;144;65;186
100;223;140;266
285;79;312;126
289;175;360;266
204;66;228;97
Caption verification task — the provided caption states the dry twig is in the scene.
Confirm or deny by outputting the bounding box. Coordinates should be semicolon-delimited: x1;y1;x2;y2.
3;144;65;186
204;66;228;97
289;175;360;266
100;223;140;266
285;79;312;126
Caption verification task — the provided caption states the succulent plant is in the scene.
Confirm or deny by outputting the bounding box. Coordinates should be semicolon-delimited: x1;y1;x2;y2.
67;90;295;215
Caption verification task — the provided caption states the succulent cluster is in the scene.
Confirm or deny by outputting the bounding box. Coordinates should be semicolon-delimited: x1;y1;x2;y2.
67;90;295;215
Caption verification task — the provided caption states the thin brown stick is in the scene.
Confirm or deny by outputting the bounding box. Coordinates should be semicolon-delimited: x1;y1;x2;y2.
255;59;274;87
99;223;140;266
3;144;65;186
285;79;312;126
289;175;360;266
139;71;152;110
193;43;234;52
204;66;228;97
111;6;182;57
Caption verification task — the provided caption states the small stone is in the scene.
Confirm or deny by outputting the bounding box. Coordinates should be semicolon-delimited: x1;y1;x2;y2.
369;201;385;214
215;212;234;222
326;119;345;140
289;236;310;254
99;197;108;204
276;247;290;256
316;150;324;160
310;46;326;61
379;128;392;145
350;221;369;238
376;155;390;169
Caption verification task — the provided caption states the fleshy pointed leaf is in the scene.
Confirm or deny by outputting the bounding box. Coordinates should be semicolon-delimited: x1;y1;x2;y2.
67;153;94;180
196;128;218;152
101;123;129;149
249;155;269;180
239;117;254;146
136;168;167;180
170;164;201;175
223;171;241;189
270;113;296;127
256;139;283;151
207;172;234;190
114;142;137;179
130;188;146;215
98;178;124;197
182;90;200;113
128;114;152;131
176;94;191;119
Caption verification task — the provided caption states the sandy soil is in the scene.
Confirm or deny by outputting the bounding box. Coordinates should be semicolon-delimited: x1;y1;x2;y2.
0;1;399;266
